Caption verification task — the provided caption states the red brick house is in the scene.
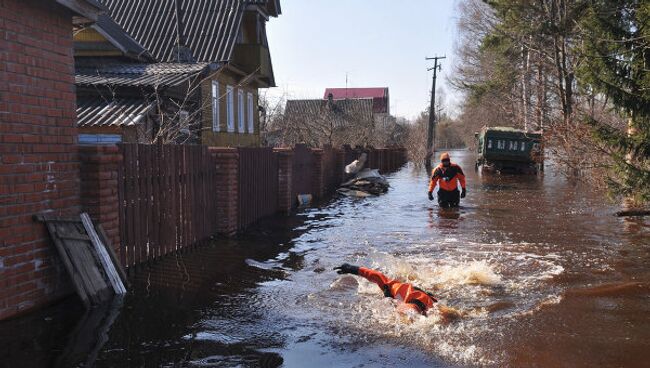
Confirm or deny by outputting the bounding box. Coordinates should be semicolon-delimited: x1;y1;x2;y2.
0;0;103;320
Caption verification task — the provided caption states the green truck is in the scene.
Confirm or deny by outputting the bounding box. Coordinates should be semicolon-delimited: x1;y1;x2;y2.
475;127;543;174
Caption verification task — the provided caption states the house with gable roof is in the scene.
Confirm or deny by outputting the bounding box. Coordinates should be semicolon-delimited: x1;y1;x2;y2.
73;0;281;146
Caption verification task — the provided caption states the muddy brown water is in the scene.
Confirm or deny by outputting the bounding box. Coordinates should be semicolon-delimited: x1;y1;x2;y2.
1;150;649;368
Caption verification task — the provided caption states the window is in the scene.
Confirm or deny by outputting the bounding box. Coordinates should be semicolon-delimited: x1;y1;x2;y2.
179;110;190;134
247;93;254;134
226;86;234;132
521;142;526;151
512;141;518;150
78;134;122;145
238;90;245;133
211;81;220;132
497;140;505;149
487;139;493;149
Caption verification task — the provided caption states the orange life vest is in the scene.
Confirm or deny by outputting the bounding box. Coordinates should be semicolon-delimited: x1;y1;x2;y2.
429;163;466;192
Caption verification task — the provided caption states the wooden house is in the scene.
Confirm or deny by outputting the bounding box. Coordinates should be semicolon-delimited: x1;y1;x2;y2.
278;96;375;147
73;0;281;146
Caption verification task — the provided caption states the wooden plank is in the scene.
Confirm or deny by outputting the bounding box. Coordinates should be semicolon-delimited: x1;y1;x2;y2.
135;144;144;265
142;144;152;262
171;146;179;252
152;143;161;259
81;213;126;295
162;144;171;256
95;224;129;288
117;144;127;268
124;144;135;268
43;221;90;307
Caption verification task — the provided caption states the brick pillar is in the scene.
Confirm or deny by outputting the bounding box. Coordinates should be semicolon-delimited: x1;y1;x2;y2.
210;148;239;236
311;149;324;200
79;145;122;254
274;148;293;214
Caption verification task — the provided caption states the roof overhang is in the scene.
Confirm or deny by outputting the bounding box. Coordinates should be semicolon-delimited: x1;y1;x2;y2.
57;0;105;23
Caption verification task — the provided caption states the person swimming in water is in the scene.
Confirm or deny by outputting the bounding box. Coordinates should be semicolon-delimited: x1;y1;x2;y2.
334;263;462;321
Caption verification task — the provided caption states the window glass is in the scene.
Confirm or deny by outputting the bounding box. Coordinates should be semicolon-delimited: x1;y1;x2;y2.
487;139;493;149
247;93;254;134
211;81;219;132
521;142;526;151
179;110;190;134
238;90;245;133
226;86;234;132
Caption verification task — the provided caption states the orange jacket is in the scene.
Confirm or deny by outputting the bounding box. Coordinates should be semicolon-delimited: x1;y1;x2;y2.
357;267;437;314
428;163;466;192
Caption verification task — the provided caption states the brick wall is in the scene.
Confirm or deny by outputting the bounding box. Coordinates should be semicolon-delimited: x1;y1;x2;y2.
210;148;239;236
0;0;80;320
79;146;122;254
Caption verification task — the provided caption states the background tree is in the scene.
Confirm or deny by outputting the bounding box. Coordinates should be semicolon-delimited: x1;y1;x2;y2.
578;0;650;203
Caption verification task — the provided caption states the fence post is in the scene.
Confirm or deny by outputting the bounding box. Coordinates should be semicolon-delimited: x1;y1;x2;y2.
274;148;293;214
79;145;122;255
210;148;239;236
311;149;324;200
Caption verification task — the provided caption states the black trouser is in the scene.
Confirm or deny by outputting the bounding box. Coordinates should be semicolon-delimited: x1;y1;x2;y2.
438;189;460;208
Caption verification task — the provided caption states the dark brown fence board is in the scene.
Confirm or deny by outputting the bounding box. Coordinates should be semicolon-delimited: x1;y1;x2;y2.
238;147;278;229
117;144;220;267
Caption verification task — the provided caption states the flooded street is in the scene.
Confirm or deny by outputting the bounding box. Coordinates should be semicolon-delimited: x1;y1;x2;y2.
2;150;649;368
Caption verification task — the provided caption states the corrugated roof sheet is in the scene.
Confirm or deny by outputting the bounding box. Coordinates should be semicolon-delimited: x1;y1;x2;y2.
93;14;153;61
284;99;374;128
77;98;153;127
100;0;247;62
76;62;210;87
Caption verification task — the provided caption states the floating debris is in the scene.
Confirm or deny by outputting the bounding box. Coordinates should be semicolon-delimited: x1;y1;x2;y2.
338;168;389;197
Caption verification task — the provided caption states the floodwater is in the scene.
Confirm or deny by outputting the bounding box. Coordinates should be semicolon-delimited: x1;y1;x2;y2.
1;149;649;368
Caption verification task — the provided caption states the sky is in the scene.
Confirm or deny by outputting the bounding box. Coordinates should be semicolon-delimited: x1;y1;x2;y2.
266;0;461;120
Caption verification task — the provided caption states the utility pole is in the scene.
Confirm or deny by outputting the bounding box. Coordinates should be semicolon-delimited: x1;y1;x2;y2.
425;55;445;172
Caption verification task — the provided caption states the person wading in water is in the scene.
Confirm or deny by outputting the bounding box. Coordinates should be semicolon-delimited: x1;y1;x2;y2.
428;152;466;208
334;263;461;322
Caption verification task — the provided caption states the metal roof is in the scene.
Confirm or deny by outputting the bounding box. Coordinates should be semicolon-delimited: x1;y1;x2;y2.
76;62;210;87
100;0;247;63
284;99;374;128
77;98;153;127
324;88;389;100
92;14;153;61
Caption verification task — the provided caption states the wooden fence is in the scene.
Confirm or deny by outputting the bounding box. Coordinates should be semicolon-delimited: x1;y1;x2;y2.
81;144;407;269
238;147;279;230
321;145;343;195
117;144;219;267
291;144;314;202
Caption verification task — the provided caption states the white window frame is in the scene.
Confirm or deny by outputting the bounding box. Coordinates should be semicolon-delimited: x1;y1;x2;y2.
226;85;234;132
237;89;245;133
211;81;220;132
247;92;254;134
